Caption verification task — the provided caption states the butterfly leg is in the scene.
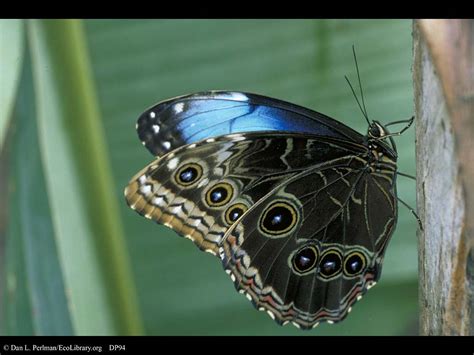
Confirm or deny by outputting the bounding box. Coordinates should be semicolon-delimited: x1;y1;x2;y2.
397;196;423;231
383;116;415;137
397;171;416;180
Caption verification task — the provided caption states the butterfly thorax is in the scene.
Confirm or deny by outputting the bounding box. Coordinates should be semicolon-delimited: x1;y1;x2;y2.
363;121;398;173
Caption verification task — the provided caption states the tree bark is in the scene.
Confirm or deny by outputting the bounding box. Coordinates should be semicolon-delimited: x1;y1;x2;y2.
413;19;474;335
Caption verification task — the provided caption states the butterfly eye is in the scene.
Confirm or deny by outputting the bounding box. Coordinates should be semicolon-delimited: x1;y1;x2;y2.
205;182;234;207
292;245;319;274
343;251;367;277
175;163;203;186
318;249;343;279
259;200;298;237
225;203;248;225
368;121;386;138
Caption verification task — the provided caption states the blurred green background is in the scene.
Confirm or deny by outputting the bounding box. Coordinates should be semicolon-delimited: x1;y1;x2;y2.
0;19;417;335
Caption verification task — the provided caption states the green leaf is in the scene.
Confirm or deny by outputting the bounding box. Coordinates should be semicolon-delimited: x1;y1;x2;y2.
3;189;34;335
0;19;24;152
27;19;143;335
85;19;417;334
5;51;73;335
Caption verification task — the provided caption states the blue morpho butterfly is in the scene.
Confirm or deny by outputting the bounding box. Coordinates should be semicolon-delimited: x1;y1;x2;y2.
124;50;417;329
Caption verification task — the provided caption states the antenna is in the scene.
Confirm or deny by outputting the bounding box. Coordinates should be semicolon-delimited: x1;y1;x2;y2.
352;45;369;119
345;75;370;126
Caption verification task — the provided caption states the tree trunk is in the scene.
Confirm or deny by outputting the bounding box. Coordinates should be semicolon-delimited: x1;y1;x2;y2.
413;19;474;335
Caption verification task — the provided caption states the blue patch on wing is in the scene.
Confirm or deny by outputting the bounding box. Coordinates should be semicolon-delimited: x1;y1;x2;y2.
136;91;362;157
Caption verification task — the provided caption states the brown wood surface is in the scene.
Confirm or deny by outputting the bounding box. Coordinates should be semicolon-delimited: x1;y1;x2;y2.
413;19;474;335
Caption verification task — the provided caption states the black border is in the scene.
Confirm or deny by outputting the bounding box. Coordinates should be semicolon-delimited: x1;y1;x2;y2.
1;2;472;19
1;336;473;354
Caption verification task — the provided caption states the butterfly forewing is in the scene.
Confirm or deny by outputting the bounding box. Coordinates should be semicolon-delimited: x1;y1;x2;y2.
136;91;362;157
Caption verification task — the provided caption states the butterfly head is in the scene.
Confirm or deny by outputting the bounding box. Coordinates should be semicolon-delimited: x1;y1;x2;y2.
367;120;387;139
366;120;398;161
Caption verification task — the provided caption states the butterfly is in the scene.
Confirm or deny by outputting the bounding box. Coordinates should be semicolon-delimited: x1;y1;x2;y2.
124;56;415;330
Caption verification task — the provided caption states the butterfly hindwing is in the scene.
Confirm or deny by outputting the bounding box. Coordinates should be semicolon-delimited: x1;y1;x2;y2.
136;91;363;157
220;150;398;329
125;132;368;255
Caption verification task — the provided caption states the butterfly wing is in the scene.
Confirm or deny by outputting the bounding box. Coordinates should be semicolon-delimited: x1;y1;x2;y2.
125;132;367;255
219;148;398;329
136;91;363;157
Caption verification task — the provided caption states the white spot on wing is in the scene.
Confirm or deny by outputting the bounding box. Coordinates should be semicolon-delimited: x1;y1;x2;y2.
152;124;160;134
171;205;182;214
220;92;249;101
167;157;179;170
162;141;171;150
206;138;215;143
187;143;197;149
173;102;184;113
204;249;216;256
227;134;246;141
152;196;164;206
139;184;152;196
190;218;201;227
367;281;377;289
149;111;156;118
266;310;275;320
